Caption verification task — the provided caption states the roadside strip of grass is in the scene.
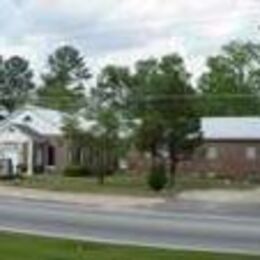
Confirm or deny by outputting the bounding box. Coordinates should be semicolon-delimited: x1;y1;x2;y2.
0;232;258;260
2;174;157;197
1;174;257;197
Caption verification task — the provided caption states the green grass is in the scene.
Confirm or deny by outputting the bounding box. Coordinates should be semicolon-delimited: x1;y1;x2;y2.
174;176;257;192
0;232;258;260
1;173;257;197
3;174;156;196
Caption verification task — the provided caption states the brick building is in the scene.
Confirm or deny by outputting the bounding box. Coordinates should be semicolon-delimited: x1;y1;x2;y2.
0;106;95;176
178;117;260;178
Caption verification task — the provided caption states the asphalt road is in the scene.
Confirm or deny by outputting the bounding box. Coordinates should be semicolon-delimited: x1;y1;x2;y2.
0;197;259;255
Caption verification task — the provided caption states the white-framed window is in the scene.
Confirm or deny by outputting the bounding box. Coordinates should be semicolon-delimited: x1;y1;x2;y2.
207;146;218;160
246;147;257;161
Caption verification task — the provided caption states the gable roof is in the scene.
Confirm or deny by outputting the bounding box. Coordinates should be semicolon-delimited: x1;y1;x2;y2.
13;124;45;141
2;107;259;141
0;105;95;136
0;123;45;144
202;117;260;140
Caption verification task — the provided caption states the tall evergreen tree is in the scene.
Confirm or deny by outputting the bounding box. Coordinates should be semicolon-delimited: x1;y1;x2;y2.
0;55;34;112
37;45;91;112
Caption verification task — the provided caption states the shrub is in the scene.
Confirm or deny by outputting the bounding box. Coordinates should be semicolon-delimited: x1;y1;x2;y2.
148;162;168;192
34;165;44;174
63;165;89;177
247;172;260;184
17;163;27;174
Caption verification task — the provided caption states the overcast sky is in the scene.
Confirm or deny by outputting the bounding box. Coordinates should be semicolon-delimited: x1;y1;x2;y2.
1;0;260;81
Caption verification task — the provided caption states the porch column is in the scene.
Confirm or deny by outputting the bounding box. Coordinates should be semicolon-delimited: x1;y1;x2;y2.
27;141;34;176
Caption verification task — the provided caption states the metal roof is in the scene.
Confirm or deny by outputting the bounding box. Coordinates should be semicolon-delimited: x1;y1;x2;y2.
13;124;45;141
202;117;260;140
0;105;96;136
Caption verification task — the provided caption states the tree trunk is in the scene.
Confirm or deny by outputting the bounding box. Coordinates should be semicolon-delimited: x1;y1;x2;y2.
169;153;178;188
150;144;159;172
98;171;105;185
97;143;106;185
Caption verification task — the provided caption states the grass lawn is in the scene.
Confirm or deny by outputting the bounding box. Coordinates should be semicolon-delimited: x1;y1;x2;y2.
0;232;258;260
2;174;156;196
1;173;257;197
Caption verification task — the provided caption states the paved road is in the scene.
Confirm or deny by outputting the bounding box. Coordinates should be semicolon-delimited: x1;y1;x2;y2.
0;197;259;255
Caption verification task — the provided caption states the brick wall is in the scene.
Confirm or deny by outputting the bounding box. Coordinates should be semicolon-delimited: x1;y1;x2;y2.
46;137;260;177
178;140;260;177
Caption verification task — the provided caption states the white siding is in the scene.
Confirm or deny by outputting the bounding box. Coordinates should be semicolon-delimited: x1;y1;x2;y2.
0;126;30;144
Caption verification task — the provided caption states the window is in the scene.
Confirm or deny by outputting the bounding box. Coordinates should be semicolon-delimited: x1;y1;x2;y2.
47;146;56;166
246;147;257;161
23;115;32;123
207;146;218;160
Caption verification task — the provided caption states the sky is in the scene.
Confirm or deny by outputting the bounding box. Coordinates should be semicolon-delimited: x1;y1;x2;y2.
1;0;260;82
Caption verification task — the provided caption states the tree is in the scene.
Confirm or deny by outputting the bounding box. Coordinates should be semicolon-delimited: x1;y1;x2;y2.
88;67;133;184
133;55;200;187
0;55;34;112
148;159;167;192
91;55;201;187
62;115;83;163
62;102;121;185
91;110;120;184
199;41;260;116
37;45;91;112
91;65;133;118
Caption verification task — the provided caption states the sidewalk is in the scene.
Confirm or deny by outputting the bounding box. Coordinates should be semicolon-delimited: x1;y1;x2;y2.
177;188;260;204
1;185;260;210
0;186;164;210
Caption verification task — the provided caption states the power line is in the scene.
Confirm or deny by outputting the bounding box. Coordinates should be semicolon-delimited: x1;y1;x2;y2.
1;94;260;108
1;94;260;99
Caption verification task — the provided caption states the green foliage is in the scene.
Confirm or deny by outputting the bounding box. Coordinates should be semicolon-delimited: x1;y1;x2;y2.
37;83;85;112
91;55;201;187
62;113;119;184
135;55;200;151
88;134;119;184
37;45;91;112
87;66;135;184
247;172;260;184
63;165;90;177
0;233;256;260
148;161;168;192
62;115;83;146
111;55;200;184
0;55;34;112
94;65;132;111
199;41;260;116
